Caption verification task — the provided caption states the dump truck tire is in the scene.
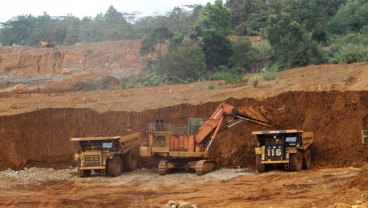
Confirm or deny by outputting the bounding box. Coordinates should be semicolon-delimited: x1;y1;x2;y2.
124;150;138;171
290;151;303;172
79;170;91;177
256;156;266;173
302;149;311;170
107;155;123;177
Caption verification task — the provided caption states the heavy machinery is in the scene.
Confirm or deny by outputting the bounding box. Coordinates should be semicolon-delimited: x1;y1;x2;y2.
39;39;55;48
253;129;313;172
362;130;368;144
140;102;272;175
71;132;141;177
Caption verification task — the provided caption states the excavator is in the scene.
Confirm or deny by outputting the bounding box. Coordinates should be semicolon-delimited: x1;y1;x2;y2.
140;102;272;175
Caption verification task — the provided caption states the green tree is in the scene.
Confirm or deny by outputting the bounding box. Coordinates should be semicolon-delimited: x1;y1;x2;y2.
154;40;206;83
328;0;368;34
191;0;232;71
103;6;131;40
63;16;80;45
264;12;318;68
196;0;232;36
230;37;252;72
0;15;37;46
140;26;172;57
168;32;184;50
201;29;232;71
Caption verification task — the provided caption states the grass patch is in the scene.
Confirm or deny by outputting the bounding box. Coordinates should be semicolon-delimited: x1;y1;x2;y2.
212;71;247;85
208;85;215;90
252;75;260;87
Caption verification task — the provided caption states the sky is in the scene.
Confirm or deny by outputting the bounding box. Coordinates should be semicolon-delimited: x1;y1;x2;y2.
0;0;216;23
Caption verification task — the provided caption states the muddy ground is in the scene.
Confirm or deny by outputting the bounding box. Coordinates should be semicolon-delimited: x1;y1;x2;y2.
0;41;367;207
0;167;367;207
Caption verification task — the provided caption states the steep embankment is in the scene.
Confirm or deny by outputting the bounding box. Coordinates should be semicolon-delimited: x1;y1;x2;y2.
0;91;367;170
0;40;143;76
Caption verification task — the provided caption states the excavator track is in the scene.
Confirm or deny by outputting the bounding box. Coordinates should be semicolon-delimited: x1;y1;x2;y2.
158;160;168;175
195;160;217;175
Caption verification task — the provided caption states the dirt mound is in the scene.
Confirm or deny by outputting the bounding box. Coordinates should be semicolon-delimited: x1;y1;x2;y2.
0;91;367;171
311;165;368;207
346;165;368;191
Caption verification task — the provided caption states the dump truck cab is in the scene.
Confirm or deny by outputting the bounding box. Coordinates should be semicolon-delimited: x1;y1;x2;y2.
253;129;313;172
71;132;141;177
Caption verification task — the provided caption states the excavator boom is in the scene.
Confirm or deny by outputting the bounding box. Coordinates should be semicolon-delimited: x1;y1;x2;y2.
195;102;271;144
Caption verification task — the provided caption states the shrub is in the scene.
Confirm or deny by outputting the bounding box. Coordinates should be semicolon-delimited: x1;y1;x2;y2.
252;75;260;87
85;80;98;91
326;43;368;64
208;85;215;90
322;32;368;64
212;70;247;85
262;64;279;81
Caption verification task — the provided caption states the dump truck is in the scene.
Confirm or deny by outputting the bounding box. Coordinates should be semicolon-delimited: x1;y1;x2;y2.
362;130;368;144
39;39;55;48
71;132;141;177
253;129;313;172
140;102;272;175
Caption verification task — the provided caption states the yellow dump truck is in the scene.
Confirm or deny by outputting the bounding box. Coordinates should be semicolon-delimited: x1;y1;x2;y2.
71;132;141;177
253;129;313;172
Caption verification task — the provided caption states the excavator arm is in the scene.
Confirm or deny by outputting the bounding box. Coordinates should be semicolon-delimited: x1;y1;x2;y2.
194;102;272;150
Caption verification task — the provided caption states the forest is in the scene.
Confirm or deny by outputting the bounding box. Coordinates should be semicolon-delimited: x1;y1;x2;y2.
1;0;368;86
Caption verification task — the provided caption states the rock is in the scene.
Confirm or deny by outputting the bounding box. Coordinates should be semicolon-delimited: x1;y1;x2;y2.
355;200;363;205
178;202;190;208
61;68;72;75
164;201;197;208
178;202;192;208
12;84;28;93
164;200;177;208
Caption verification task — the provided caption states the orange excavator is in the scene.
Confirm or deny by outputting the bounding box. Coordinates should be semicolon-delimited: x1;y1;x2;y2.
140;102;272;175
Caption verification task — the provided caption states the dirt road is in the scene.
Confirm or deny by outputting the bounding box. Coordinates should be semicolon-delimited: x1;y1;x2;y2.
0;167;366;208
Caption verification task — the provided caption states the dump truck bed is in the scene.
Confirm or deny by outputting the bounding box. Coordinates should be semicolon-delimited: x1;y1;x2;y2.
70;136;120;141
70;132;141;154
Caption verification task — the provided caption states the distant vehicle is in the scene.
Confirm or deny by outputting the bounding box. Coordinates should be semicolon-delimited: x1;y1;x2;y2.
71;132;141;177
253;129;314;172
39;40;55;48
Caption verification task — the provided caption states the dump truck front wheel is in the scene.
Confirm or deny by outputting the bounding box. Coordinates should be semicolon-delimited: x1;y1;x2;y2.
302;149;311;170
256;156;266;173
124;150;138;171
107;155;123;177
79;170;91;177
290;151;303;172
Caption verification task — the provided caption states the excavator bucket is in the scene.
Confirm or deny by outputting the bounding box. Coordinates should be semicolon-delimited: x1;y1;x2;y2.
235;106;272;127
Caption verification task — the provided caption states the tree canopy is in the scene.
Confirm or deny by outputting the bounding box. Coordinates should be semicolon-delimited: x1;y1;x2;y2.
2;0;368;86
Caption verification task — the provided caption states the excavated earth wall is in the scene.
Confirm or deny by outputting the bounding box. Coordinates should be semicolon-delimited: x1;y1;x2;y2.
0;91;367;170
0;40;143;76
